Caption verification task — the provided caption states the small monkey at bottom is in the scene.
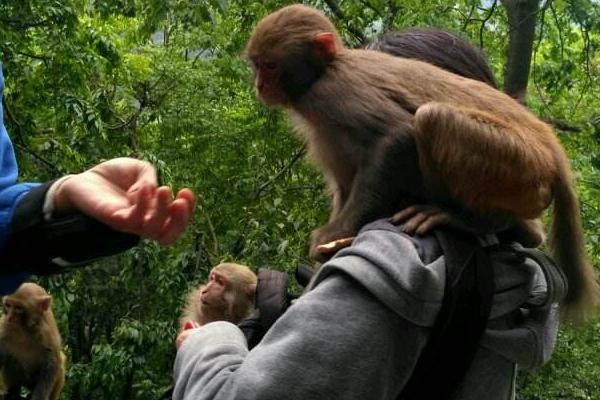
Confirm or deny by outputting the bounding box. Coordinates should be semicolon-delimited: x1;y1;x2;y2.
0;283;65;400
180;263;257;329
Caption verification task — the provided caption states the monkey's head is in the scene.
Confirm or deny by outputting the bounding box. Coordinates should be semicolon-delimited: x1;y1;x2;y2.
201;263;257;323
2;283;51;331
245;4;344;106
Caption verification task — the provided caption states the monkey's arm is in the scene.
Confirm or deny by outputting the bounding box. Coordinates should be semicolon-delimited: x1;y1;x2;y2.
310;132;426;260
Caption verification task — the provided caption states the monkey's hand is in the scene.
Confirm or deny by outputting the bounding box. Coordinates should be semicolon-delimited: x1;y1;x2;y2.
176;321;201;350
390;205;455;235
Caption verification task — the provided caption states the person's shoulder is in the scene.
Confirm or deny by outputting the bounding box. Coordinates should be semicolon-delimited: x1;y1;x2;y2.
357;219;443;264
311;219;446;326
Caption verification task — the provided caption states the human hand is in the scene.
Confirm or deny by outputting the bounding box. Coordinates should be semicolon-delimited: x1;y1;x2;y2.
52;158;196;245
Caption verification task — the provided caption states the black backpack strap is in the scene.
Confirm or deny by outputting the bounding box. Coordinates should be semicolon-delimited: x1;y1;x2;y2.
239;269;291;349
400;229;495;400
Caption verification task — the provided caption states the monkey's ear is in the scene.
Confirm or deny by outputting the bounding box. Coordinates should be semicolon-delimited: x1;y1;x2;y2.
38;295;51;312
312;32;337;61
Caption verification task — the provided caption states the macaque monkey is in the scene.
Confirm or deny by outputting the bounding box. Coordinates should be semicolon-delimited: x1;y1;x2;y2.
0;283;65;400
180;263;257;328
244;4;598;319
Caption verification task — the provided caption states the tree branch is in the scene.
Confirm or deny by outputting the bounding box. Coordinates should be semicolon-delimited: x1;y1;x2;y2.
461;3;479;32
0;17;51;29
14;50;49;61
13;142;60;173
359;0;383;19
532;0;552;114
479;0;497;49
543;117;581;133
254;145;306;199
3;99;61;173
322;0;366;44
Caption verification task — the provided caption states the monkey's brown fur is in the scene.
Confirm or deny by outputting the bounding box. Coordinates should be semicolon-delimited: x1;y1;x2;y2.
0;283;65;400
180;263;257;327
245;4;598;320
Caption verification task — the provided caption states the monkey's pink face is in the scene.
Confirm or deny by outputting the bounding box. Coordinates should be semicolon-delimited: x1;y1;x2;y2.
200;270;228;305
250;58;287;106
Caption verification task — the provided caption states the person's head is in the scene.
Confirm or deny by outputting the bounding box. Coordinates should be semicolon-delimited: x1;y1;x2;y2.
367;28;497;88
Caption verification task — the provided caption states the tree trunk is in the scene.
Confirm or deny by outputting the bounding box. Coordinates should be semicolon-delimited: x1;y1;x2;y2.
500;0;540;103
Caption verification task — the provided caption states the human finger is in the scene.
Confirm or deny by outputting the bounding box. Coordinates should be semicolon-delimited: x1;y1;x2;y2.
156;196;194;246
142;186;173;240
175;188;196;214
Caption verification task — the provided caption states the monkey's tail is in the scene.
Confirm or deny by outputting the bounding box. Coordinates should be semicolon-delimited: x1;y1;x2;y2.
550;152;599;322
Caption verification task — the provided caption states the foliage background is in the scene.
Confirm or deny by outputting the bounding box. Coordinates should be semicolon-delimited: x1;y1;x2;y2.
0;0;599;398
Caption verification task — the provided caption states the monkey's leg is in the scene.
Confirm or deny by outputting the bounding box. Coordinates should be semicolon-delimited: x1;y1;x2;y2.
414;102;554;219
48;355;65;400
310;132;425;260
30;359;59;400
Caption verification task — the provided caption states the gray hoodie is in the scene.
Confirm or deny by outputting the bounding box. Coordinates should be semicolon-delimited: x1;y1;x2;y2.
173;221;565;400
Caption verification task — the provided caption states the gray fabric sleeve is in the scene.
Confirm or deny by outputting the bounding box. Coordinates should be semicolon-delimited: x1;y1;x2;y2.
173;272;429;400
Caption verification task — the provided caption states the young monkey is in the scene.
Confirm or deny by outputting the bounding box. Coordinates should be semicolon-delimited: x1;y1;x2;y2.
180;263;257;328
0;283;65;400
244;4;599;320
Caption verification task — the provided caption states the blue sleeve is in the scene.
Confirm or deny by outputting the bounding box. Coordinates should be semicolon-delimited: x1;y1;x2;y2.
0;62;39;293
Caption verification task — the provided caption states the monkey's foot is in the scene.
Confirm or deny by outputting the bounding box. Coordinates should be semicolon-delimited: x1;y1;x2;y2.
390;205;452;235
310;223;356;262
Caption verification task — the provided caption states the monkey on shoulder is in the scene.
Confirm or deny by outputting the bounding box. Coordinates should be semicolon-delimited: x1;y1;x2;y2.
0;283;65;400
180;263;257;328
244;4;599;320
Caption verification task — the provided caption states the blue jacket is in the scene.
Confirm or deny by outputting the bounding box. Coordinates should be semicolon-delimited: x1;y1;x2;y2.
0;62;39;294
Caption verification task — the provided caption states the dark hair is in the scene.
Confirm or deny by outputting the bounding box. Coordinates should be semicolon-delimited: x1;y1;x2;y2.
367;28;497;88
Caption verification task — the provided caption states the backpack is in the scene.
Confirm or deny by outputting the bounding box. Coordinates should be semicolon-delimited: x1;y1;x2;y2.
238;264;312;349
